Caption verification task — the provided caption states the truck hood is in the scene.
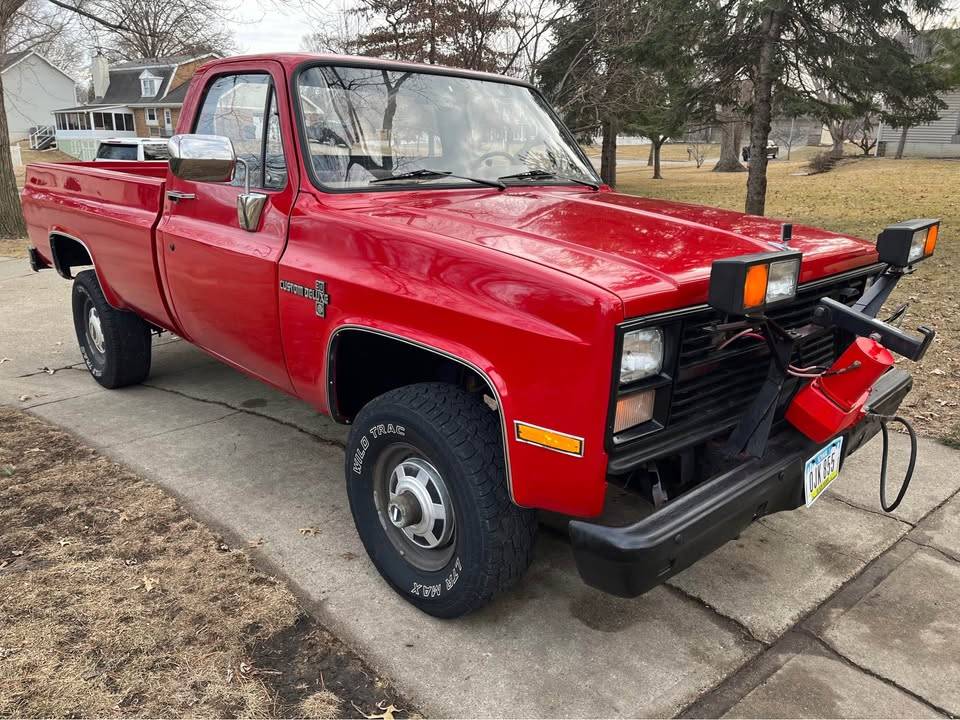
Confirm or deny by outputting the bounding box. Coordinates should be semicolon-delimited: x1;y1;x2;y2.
351;187;878;317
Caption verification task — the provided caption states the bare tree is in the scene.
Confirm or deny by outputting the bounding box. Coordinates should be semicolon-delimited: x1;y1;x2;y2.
3;0;85;77
75;0;236;61
686;136;707;167
302;0;366;55
851;114;877;155
495;0;569;79
769;115;804;160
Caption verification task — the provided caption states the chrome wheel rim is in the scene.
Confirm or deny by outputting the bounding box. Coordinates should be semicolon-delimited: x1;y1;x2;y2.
86;306;105;355
374;444;456;571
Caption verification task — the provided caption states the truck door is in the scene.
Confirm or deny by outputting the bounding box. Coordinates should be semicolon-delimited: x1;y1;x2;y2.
158;62;296;392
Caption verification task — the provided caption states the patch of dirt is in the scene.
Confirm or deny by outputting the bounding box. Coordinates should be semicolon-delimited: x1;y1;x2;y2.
251;614;418;718
0;407;414;718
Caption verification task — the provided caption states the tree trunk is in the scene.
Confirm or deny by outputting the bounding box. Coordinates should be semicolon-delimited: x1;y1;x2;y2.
831;136;844;158
0;70;26;238
652;137;664;180
600;117;617;186
647;143;654;166
745;6;785;216
715;5;748;173
714;109;745;172
895;126;909;159
785;116;796;160
829;122;844;158
428;0;437;64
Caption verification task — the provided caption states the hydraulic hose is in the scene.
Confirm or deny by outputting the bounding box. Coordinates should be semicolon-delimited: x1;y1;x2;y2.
870;414;918;513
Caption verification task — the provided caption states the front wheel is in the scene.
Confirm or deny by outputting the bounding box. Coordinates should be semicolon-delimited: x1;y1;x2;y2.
345;383;537;618
72;270;152;388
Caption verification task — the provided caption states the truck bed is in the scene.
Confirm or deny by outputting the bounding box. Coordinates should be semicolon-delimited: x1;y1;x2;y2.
22;161;176;329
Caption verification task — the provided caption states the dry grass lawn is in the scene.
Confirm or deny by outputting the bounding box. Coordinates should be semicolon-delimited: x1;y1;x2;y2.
0;407;411;718
0;238;28;258
617;155;960;446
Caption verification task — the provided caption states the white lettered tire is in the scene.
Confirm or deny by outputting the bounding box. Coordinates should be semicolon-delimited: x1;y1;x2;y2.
345;383;537;618
71;270;151;388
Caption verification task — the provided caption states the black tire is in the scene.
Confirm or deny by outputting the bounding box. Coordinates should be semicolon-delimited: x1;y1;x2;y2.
72;270;152;389
345;382;537;618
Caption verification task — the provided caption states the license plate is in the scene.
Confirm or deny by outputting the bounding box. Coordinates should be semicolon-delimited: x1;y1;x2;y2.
804;436;844;507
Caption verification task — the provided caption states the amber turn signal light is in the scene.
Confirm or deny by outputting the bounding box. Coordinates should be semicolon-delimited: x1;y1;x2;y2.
708;250;802;316
514;421;584;457
876;219;940;267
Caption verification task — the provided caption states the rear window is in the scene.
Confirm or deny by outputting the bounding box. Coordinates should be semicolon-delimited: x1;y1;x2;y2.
96;143;138;161
142;143;170;161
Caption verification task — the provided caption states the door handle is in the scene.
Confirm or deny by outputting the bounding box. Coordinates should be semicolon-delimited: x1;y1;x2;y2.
166;190;196;201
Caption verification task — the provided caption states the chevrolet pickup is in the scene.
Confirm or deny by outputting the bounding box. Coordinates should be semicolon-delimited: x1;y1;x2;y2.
22;53;939;618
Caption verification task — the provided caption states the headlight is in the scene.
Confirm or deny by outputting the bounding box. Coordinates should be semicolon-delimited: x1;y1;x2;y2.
877;219;939;267
766;257;800;304
708;250;802;315
620;328;663;384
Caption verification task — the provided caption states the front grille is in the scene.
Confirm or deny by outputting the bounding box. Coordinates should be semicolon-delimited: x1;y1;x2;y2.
667;274;869;435
607;268;878;474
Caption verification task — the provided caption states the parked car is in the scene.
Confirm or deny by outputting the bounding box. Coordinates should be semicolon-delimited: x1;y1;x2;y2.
95;138;170;162
742;141;779;161
22;54;938;618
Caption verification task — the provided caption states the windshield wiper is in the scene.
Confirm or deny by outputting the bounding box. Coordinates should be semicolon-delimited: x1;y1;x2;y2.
497;169;600;191
369;168;505;190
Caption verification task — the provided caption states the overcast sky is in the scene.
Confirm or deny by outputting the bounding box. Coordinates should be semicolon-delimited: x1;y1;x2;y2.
231;2;312;54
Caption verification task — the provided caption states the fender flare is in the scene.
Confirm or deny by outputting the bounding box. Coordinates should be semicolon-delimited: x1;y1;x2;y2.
48;231;122;309
326;323;520;505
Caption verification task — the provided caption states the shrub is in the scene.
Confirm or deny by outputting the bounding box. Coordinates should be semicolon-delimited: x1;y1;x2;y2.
807;151;838;174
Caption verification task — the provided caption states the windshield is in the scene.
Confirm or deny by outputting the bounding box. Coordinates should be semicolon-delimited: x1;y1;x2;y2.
96;143;137;161
296;65;598;190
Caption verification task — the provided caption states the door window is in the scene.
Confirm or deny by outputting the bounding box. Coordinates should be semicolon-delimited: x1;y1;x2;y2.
193;73;287;190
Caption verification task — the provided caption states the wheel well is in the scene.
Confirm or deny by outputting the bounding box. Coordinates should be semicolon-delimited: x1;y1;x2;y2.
330;330;496;422
49;234;93;279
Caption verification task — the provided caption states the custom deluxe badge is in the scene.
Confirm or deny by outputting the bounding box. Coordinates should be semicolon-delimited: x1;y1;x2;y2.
279;279;330;317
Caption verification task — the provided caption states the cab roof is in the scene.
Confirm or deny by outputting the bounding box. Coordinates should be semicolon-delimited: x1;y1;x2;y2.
198;53;534;88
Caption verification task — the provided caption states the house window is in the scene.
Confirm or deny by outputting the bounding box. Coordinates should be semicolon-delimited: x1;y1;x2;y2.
140;72;160;97
103;113;114;131
122;114;135;131
146;108;158;125
93;112;104;129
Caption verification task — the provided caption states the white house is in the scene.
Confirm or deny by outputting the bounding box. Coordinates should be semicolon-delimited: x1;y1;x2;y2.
877;90;960;158
1;51;77;142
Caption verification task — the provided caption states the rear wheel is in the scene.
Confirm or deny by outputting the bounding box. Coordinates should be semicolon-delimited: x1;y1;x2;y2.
345;382;537;618
72;270;152;388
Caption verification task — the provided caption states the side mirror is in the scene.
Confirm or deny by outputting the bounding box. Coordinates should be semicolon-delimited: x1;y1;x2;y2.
168;134;236;183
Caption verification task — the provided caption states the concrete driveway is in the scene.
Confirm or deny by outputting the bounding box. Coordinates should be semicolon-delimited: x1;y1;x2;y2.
3;253;960;718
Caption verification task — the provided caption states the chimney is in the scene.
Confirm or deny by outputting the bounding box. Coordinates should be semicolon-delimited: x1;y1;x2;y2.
92;53;110;100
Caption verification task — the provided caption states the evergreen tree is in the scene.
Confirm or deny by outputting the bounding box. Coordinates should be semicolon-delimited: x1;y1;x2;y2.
715;0;949;215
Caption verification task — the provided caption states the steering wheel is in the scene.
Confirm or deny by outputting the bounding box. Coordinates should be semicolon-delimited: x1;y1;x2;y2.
474;150;518;174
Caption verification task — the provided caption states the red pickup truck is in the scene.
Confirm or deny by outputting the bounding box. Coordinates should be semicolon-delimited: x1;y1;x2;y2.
23;53;938;618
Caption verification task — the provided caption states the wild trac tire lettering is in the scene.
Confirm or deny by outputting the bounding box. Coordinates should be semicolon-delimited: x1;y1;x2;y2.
352;423;405;475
